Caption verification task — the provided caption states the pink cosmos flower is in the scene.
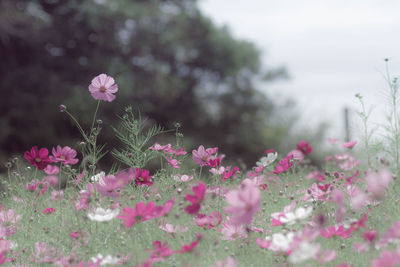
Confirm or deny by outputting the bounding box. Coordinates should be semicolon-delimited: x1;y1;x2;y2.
225;184;260;226
88;73;118;102
173;174;193;182
192;145;213;166
42;208;55;214
215;256;238;267
273;154;294;174
185;182;207;214
134;168;153;186
194;211;223;229
118;202;156;228
51;190;64;202
306;171;326;182
75;183;94;211
220;218;248;240
288;149;304;163
371;250;400;267
24;146;52;170
166;156;180;168
296;140;313;155
366;169;393;200
147;240;175;262
95;175;127;198
44;165;59;175
49;145;79;166
320;225;352;239
342;140;357;149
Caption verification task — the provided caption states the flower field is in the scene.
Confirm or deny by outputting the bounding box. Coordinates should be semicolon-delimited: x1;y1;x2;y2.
1;73;400;266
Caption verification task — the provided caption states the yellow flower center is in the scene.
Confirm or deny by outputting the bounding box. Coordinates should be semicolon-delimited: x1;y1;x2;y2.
100;86;107;92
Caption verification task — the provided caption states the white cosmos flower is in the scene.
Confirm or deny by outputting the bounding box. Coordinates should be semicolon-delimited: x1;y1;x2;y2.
90;171;105;183
256;152;278;167
289;241;320;264
91;253;120;265
268;232;294;252
280;206;313;225
87;207;119;222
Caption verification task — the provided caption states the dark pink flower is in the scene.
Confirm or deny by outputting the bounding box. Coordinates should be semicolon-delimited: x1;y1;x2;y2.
192;145;213;166
273;155;294;174
296;140;313;155
194;211;223;229
88;73;118;102
49;145;79;166
42;208;55;214
185;182;207;215
134;168;153;186
24;146;52;170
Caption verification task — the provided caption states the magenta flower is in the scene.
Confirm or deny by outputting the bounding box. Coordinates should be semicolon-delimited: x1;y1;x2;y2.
296;140;313;155
185;182;207;215
225;184;260;226
88;73;118;102
42;208;55;214
24;146;52;170
192;145;213;166
273;154;294;174
50;145;79;166
134;168;153;186
366;169;393;200
118;202;156;228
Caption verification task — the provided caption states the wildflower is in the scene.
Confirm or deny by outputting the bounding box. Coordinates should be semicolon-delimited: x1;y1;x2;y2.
215;256;238;267
320;225;352;239
147;241;175;262
273;154;294;174
279;206;313;225
225;184;260;226
342;140;357;149
44;165;59;175
256;152;278;167
90;171;105;183
288;149;304;163
220;218;248;240
24;146;52;170
305;171;326;182
42;208;55;214
159;223;188;234
87;207;119;222
288;241;320;264
88;74;118;102
173;174;193;182
134;168;153;186
166;156;180;168
118;202;156;228
371;250;400;267
185;182;207;215
75;183;94;211
267;232;294;252
296;140;313;155
366;169;393;200
50;145;79;166
221;167;239;181
192;145;213;166
91;253;120;265
194;211;223;229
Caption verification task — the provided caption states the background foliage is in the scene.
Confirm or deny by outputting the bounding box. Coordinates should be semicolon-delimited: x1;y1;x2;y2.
0;0;324;170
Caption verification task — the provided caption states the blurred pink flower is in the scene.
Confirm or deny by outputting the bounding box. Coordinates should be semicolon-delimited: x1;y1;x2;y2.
225;184;260;226
342;140;357;149
88;73;118;102
215;256;238;267
44;165;59;175
296;140;313;155
288;149;304;163
366;169;393;200
118;202;156;228
50;145;79;166
185;182;207;214
24;146;52;170
371;250;400;267
273;154;294;174
42;208;55;214
220;218;248;240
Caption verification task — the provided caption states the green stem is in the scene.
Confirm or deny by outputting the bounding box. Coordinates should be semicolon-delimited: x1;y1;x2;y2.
65;110;90;143
90;100;101;136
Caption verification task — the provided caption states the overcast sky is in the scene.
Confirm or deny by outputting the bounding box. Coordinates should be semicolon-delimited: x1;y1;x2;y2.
199;0;400;140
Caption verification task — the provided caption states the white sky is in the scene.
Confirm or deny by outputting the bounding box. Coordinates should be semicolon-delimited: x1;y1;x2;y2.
199;0;400;140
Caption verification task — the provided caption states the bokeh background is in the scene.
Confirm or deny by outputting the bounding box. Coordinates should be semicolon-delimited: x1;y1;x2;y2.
1;0;399;171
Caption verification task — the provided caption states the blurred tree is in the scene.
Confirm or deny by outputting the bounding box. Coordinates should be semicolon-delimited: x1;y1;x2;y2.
0;0;300;168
